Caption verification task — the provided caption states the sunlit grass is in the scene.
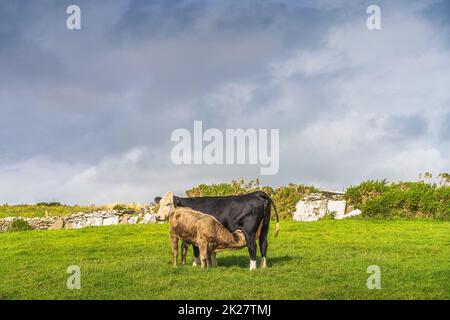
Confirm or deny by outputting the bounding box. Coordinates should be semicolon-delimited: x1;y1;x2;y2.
0;220;448;299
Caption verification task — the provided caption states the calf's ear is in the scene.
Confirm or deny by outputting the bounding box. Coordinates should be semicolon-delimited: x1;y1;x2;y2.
154;197;162;204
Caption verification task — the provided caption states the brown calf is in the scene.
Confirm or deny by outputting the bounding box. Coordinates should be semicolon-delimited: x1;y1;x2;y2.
155;192;246;269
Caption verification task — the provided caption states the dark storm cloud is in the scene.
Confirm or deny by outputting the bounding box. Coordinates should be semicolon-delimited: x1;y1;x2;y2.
423;0;450;26
1;0;340;162
383;114;428;142
113;0;334;41
0;2;66;87
439;111;450;142
0;0;449;203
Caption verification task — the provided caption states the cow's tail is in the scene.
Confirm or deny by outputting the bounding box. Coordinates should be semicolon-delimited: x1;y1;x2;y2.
263;195;280;237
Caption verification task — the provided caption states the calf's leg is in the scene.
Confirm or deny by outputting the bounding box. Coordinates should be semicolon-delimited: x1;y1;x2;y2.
170;234;179;267
181;241;188;266
199;243;208;270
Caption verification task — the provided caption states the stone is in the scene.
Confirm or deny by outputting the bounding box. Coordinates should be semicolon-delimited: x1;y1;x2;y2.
140;213;156;224
74;220;88;229
343;209;362;219
64;221;74;229
120;215;130;224
128;216;138;224
345;204;355;214
293;192;359;222
86;216;103;227
293;198;328;222
327;200;347;220
48;218;64;230
103;216;119;226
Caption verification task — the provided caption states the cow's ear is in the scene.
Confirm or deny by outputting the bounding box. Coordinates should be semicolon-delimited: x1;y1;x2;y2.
173;196;180;207
154;197;161;204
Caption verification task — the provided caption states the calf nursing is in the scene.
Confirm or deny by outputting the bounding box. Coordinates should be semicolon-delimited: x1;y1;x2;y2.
156;192;247;269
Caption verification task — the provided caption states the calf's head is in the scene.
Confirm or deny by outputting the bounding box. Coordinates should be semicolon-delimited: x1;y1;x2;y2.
155;192;178;221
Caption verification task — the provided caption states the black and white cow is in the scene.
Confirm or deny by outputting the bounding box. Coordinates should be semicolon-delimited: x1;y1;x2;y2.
155;191;279;270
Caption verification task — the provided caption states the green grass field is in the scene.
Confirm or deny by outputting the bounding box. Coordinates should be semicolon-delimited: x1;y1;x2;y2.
0;220;448;300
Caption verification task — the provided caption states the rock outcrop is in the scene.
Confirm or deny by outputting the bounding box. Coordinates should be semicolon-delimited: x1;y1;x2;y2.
293;191;361;222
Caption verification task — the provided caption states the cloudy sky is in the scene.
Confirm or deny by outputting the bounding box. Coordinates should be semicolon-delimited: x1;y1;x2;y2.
1;0;449;204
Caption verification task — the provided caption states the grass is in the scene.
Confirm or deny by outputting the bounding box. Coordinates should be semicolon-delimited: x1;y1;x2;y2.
0;205;94;218
0;220;448;300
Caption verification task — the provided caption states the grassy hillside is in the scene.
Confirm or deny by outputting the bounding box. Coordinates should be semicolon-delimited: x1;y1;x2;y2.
0;203;147;219
0;220;448;299
0;204;94;219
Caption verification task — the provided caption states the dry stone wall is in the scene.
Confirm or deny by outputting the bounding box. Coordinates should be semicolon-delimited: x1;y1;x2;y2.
0;207;158;232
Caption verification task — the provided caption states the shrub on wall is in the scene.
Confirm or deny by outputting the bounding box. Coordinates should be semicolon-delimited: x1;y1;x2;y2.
36;202;62;207
185;179;261;197
346;177;450;219
112;204;127;211
8;219;33;232
345;179;390;209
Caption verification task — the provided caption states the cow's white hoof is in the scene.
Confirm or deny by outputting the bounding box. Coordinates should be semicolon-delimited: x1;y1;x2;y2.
249;260;257;271
192;257;200;267
261;257;267;268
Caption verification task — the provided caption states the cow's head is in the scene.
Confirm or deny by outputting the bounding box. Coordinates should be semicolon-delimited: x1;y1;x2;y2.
155;192;179;221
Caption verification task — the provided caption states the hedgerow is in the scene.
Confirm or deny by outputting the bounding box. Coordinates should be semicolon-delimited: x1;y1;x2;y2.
345;177;450;219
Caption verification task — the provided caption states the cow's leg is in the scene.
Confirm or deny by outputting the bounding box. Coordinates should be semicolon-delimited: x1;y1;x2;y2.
170;234;179;267
199;243;208;270
244;231;257;271
192;245;200;267
181;241;188;266
259;223;270;268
